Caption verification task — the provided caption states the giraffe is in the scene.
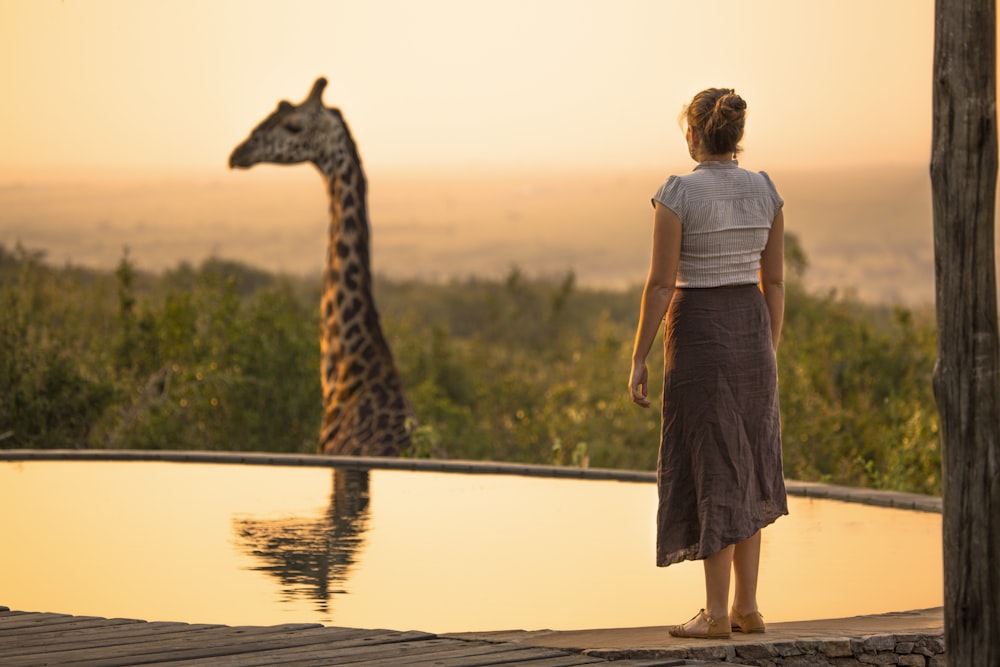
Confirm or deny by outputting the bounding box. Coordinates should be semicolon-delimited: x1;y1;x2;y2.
229;77;414;457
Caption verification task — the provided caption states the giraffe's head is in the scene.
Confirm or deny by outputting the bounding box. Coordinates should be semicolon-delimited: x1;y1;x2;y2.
229;77;343;170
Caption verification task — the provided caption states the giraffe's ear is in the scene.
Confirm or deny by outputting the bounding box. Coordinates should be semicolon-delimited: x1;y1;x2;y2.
307;78;328;105
278;101;294;112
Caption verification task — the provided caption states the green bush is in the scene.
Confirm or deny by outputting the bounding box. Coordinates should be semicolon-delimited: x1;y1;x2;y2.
0;241;942;495
0;245;117;448
778;284;939;493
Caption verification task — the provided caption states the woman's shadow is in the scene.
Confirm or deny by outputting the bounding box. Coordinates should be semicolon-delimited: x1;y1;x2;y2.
231;468;371;614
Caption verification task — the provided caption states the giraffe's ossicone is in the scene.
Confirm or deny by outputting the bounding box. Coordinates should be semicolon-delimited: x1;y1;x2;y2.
230;78;415;457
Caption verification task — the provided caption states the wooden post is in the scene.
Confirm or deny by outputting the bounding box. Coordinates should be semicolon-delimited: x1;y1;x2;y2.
931;0;1000;663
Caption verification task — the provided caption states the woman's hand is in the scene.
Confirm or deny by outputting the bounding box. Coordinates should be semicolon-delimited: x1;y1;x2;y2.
629;362;650;408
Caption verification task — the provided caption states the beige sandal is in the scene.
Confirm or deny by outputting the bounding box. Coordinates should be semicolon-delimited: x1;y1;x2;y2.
668;609;732;639
731;609;766;633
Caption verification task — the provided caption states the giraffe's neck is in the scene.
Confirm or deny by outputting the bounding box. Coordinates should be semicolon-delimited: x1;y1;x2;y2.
318;153;383;403
313;126;412;455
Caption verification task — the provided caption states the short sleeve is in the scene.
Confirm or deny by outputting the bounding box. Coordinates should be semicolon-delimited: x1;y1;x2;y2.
651;176;686;219
759;171;784;211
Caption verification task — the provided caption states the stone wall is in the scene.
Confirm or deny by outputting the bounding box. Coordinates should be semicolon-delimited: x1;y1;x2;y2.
586;632;946;666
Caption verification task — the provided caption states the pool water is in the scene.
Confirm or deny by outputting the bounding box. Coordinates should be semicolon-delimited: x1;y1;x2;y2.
0;461;941;633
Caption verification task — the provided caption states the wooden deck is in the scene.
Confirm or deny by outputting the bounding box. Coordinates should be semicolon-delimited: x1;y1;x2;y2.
0;608;677;667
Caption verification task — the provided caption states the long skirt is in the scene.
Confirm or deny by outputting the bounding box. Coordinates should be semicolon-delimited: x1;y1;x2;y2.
656;284;788;567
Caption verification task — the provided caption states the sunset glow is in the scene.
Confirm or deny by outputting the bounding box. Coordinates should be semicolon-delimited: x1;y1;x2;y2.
2;0;934;173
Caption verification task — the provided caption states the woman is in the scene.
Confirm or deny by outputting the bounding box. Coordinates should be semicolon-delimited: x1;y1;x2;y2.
628;87;787;640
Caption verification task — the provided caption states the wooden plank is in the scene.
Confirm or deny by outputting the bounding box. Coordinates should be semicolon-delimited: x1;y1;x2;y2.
0;621;311;658
0;616;144;638
170;630;437;667
0;616;145;640
0;611;104;630
487;656;612;667
27;627;432;667
0;621;220;650
278;639;535;667
313;639;532;666
370;647;609;667
147;636;476;667
228;644;599;667
0;623;244;658
32;628;358;666
0;624;355;666
0;623;214;656
396;645;586;667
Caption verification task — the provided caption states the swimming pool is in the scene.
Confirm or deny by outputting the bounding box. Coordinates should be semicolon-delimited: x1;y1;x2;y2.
0;456;941;633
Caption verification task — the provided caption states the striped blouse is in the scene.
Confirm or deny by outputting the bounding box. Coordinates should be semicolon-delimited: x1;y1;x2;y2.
651;160;784;288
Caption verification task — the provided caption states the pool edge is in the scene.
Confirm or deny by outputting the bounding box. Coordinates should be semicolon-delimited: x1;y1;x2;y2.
0;448;941;513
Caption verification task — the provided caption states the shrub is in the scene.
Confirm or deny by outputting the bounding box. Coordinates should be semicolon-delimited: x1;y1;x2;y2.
0;242;942;495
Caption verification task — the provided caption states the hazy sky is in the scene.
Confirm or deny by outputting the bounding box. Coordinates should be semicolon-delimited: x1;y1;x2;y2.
1;0;935;175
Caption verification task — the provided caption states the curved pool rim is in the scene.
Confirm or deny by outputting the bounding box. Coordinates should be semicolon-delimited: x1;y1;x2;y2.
0;448;941;513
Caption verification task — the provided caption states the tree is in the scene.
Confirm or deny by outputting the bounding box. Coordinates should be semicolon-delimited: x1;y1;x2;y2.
930;0;1000;663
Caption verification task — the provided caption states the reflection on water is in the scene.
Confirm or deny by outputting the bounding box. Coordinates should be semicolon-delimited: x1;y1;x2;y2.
0;461;943;632
233;469;370;613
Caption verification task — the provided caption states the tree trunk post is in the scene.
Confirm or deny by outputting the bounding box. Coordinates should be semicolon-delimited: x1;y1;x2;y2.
931;0;1000;663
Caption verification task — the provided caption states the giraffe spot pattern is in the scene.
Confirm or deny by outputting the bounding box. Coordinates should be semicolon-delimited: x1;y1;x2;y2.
342;296;363;323
343;323;362;345
344;263;360;291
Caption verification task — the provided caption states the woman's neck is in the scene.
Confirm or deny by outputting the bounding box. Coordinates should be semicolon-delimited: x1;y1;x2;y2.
697;152;735;163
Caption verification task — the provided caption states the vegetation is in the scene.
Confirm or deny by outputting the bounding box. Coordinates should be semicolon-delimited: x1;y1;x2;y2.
0;238;941;495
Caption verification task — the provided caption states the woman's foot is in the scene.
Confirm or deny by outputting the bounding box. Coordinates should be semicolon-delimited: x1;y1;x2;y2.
668;609;731;639
731;609;766;633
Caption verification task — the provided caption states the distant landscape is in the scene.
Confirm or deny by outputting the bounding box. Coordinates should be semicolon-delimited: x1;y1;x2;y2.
0;163;966;306
2;162;951;493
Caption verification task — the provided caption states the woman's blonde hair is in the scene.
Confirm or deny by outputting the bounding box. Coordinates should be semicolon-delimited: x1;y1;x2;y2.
685;88;747;156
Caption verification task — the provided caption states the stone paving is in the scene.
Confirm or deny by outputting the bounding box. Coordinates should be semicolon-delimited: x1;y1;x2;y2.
449;608;946;666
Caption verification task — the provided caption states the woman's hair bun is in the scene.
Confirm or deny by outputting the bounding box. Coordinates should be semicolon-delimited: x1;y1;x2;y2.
716;90;747;118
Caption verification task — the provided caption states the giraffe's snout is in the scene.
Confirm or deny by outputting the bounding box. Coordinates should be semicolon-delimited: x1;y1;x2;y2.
229;144;253;169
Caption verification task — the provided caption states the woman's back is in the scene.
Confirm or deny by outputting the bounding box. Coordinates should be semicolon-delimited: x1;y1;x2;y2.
653;160;783;288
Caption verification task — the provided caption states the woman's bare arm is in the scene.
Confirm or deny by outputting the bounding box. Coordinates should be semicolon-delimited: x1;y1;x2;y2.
629;203;682;408
759;209;785;352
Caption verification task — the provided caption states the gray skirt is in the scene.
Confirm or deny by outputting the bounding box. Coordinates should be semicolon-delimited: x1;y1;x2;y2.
656;284;788;567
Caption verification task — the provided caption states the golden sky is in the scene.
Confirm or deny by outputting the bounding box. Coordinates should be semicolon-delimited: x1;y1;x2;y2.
1;0;934;174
